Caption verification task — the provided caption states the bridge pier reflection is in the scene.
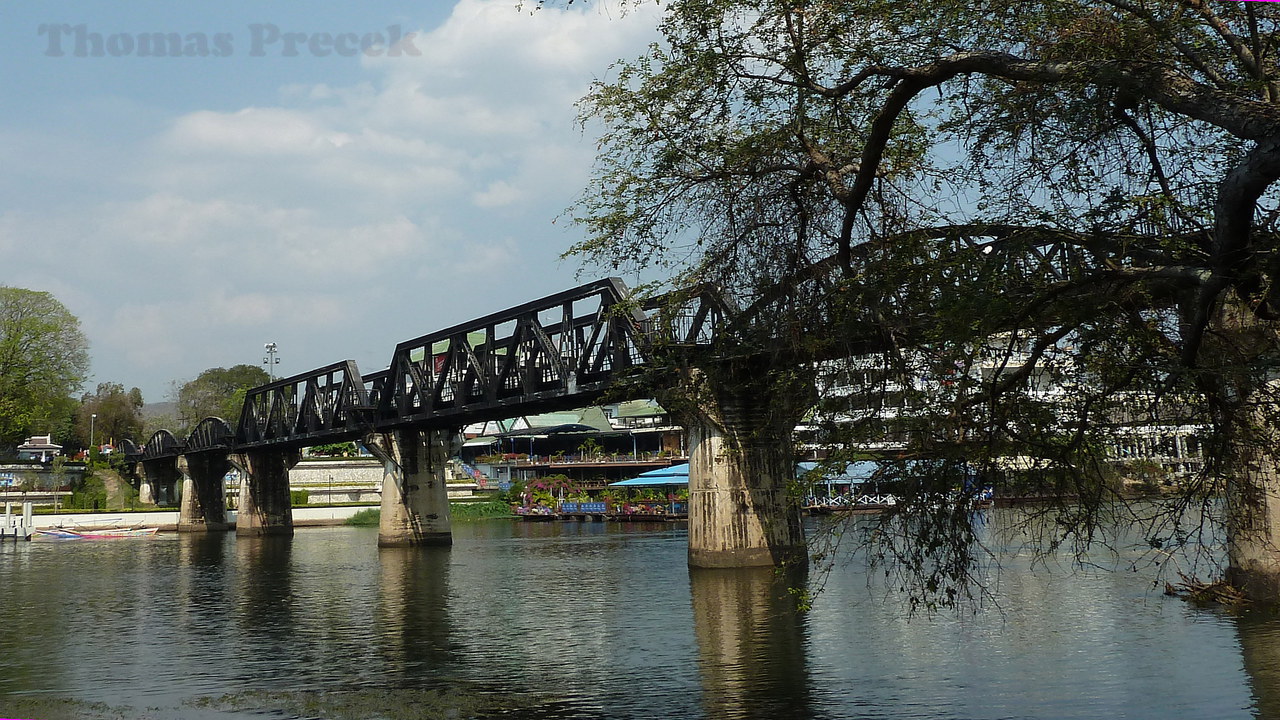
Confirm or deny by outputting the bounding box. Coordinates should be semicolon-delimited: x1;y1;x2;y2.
689;565;812;718
369;429;454;547
1237;614;1280;718
376;545;455;678
232;449;300;536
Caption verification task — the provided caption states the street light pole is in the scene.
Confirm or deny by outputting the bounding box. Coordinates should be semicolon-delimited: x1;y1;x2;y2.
263;342;280;381
89;413;96;458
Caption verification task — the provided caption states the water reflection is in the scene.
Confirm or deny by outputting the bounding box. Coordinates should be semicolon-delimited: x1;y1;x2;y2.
235;535;294;637
376;545;455;680
0;520;1267;719
175;533;230;627
1236;613;1280;718
689;565;812;719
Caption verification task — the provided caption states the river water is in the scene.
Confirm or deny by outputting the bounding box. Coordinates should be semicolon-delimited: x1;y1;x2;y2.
0;514;1276;719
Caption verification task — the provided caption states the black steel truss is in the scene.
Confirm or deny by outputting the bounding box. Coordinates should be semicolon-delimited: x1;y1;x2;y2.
373;278;648;430
187;417;235;453
234;360;371;450
142;429;185;459
141;278;723;461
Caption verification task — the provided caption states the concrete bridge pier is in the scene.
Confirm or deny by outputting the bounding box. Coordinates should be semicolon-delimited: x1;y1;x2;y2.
678;362;812;569
177;453;230;532
231;450;300;537
137;458;179;507
686;419;807;568
367;429;454;547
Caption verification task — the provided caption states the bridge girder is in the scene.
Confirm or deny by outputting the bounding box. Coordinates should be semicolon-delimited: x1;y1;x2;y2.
142;278;730;460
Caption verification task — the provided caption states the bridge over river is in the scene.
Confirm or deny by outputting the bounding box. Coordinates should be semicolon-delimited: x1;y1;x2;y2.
138;278;806;568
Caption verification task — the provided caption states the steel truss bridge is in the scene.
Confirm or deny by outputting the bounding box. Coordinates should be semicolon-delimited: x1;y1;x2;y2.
138;224;1110;464
140;278;724;462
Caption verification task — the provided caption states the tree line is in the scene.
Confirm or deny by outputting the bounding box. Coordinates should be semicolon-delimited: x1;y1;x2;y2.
0;286;269;458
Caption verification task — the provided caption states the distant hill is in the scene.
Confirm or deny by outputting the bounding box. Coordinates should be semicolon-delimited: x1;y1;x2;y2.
141;402;176;419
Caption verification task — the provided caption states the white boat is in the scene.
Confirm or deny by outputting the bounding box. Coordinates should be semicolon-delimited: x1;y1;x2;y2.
36;526;160;539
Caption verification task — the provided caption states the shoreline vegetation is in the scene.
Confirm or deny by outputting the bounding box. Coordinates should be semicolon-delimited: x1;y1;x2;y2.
344;500;513;527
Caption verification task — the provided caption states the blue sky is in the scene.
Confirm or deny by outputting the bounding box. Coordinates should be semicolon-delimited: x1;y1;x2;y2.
0;0;662;402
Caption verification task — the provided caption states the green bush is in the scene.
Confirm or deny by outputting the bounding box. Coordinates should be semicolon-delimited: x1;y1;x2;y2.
67;476;108;510
345;508;380;526
290;489;310;506
311;442;357;457
497;479;526;504
450;500;513;521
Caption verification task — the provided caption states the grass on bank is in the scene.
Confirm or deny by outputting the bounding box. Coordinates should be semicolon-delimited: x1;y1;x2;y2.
344;499;513;527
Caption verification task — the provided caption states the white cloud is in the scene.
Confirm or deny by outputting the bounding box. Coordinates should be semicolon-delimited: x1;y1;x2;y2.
473;180;523;208
0;0;662;402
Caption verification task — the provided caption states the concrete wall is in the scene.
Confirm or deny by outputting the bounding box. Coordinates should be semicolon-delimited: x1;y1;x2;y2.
0;463;86;493
290;458;383;487
27;504;378;531
287;458;482;503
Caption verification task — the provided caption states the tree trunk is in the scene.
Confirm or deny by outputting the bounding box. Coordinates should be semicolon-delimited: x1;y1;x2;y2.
1224;382;1280;600
1205;294;1280;601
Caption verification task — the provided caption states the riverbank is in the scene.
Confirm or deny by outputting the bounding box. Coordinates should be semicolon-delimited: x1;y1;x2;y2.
22;504;380;532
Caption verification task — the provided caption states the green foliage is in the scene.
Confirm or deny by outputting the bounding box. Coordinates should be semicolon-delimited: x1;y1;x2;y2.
496;479;526;504
311;442;357;457
175;364;270;435
574;0;1280;604
576;438;603;458
290;490;310;506
67;475;107;510
345;508;380;526
77;382;145;451
449;500;513;521
0;287;89;451
526;473;577;507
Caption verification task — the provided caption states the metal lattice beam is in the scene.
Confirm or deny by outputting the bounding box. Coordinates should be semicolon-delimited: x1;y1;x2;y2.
235;360;371;450
375;278;648;430
143;278;728;457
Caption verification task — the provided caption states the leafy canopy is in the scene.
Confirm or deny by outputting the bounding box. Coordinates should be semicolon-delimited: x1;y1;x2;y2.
175;364;270;434
572;0;1280;602
0;287;89;450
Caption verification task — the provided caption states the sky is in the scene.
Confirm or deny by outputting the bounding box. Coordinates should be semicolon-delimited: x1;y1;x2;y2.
0;0;664;403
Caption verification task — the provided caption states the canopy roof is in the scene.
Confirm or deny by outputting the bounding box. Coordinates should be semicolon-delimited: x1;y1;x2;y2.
497;423;609;438
609;463;689;486
796;461;882;484
609;461;900;487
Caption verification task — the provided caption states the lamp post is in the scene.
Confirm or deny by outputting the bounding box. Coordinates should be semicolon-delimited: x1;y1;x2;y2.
263;342;280;381
89;413;96;459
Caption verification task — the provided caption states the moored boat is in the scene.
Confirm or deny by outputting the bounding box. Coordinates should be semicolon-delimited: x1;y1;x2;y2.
36;526;160;539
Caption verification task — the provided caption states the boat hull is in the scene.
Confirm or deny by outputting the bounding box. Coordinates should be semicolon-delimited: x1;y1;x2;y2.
36;527;160;539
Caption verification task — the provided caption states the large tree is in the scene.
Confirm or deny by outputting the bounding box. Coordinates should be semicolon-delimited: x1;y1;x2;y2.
76;382;145;452
573;1;1280;601
174;364;270;434
0;287;89;451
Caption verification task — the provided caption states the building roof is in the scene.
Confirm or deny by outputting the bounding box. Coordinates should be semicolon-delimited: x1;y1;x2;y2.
17;435;61;451
615;399;668;418
497;423;606;438
610;463;689;486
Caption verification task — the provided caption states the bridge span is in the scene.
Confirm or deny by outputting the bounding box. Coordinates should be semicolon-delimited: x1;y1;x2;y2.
138;278;807;569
